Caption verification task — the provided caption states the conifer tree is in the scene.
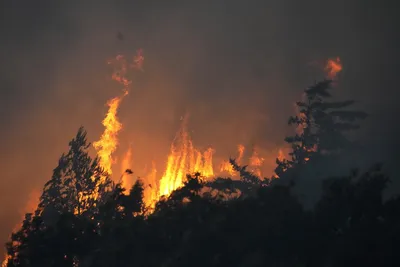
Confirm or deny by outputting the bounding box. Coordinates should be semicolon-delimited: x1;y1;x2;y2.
275;79;368;177
38;126;113;219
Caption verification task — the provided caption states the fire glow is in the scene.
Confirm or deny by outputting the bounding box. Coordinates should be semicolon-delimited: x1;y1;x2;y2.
1;53;343;266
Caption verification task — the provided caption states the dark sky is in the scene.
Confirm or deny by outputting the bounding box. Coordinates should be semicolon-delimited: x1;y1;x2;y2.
0;0;398;254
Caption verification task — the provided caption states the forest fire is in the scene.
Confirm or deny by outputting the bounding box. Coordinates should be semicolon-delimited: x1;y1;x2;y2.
93;91;127;177
158;115;215;198
47;53;345;207
1;53;344;265
220;144;245;175
88;51;286;206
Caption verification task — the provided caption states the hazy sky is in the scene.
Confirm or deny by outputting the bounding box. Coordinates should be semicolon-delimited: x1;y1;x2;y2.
0;0;398;254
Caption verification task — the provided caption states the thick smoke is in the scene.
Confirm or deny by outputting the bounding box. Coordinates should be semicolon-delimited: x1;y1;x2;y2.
0;0;398;256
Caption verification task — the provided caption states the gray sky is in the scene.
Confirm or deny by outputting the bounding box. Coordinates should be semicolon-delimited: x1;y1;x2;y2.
0;0;398;254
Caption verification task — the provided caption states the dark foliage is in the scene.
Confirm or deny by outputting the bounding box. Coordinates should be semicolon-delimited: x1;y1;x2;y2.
5;161;399;267
275;79;368;178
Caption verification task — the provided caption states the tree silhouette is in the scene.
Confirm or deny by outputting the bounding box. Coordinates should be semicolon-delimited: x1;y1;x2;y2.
4;127;112;267
275;79;368;177
38;127;113;219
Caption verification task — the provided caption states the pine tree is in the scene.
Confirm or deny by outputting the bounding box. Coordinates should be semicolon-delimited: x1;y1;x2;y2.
4;127;113;267
275;79;368;177
38;127;113;219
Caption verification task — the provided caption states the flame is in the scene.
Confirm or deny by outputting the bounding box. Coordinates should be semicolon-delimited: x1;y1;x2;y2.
249;146;265;178
143;161;158;207
121;145;133;191
277;149;285;162
325;57;342;79
93;91;127;177
94;50;144;178
220;144;245;175
158;117;215;197
1;255;10;267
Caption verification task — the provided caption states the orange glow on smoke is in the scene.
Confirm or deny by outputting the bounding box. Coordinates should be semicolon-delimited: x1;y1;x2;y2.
4;50;343;265
1;189;41;266
325;57;342;79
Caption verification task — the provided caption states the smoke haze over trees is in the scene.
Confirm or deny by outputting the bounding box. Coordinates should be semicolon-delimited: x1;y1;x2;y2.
0;0;399;263
3;78;400;266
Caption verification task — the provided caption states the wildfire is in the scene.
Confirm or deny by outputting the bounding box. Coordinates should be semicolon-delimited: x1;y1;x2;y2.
3;51;343;265
325;57;342;79
249;146;265;177
158;116;215;197
277;149;285;162
220;144;245;175
1;255;10;267
94;50;144;178
143;161;158;207
93;91;127;176
121;145;133;190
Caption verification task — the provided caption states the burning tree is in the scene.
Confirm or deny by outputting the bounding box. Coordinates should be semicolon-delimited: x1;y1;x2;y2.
275;79;368;178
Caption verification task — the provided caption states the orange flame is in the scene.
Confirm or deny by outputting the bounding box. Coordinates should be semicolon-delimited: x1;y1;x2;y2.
325;57;342;79
121;145;133;190
143;161;158;207
94;50;144;178
277;149;285;162
93;91;127;177
158;117;215;197
220;144;245;175
249;146;265;178
1;255;10;267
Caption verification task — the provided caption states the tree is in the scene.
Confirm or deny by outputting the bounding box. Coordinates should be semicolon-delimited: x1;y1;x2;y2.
83;180;147;267
313;164;397;267
3;127;113;267
275;79;368;177
38;127;113;219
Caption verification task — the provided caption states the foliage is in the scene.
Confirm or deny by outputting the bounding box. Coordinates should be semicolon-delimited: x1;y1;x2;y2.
38;127;113;219
5;158;399;267
275;79;368;177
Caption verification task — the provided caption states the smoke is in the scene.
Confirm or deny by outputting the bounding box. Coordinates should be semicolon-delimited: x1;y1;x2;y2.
0;0;399;256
